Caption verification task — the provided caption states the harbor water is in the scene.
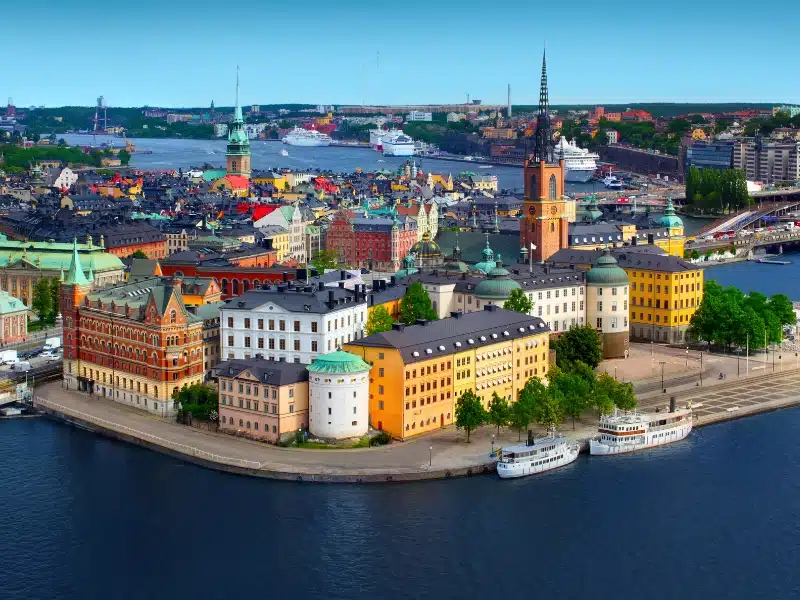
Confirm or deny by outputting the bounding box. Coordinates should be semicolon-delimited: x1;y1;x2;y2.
1;408;797;599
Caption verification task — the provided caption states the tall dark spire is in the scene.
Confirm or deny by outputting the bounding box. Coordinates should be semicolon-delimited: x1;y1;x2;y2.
531;48;555;164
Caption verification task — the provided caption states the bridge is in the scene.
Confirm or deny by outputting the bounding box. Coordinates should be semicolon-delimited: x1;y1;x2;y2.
689;227;800;255
693;199;800;239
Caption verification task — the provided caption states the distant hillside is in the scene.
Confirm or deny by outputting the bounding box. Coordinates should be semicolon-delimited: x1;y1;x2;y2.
511;103;777;118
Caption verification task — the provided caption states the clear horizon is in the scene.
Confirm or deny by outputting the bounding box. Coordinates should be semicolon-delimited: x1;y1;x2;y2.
3;0;799;108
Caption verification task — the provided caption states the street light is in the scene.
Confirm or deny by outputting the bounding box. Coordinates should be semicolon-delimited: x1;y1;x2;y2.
614;366;617;381
699;351;703;387
659;361;666;393
491;434;495;454
737;349;740;377
429;446;433;467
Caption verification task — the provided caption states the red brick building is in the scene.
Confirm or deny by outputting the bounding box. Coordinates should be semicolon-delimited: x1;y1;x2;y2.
326;209;417;272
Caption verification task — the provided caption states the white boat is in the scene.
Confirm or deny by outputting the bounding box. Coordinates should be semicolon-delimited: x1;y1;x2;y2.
603;175;623;190
496;432;580;479
369;128;386;151
281;127;332;147
554;137;600;183
589;405;692;456
280;149;289;156
381;130;415;156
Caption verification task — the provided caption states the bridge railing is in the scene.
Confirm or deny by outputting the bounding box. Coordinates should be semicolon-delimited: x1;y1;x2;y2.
33;396;264;470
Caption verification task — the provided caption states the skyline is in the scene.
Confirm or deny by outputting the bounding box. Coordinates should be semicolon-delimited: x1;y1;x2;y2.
3;1;800;108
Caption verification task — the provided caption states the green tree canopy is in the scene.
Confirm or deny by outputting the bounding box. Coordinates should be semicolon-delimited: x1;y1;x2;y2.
311;250;340;273
552;325;603;369
503;288;533;314
174;383;218;421
488;392;511;435
366;305;394;336
128;249;148;259
454;390;487;443
399;281;438;324
547;366;591;430
31;278;54;323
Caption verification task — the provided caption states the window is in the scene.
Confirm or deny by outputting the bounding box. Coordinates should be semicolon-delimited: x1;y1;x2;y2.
379;367;384;377
596;318;603;328
258;319;264;330
268;338;275;350
311;341;318;352
548;174;556;200
244;336;251;348
597;302;602;311
269;319;274;330
227;336;233;346
258;338;264;349
311;321;318;333
293;340;300;351
170;310;176;324
289;388;294;398
227;317;233;327
279;320;286;331
279;339;286;350
244;318;251;328
378;385;384;395
294;320;300;332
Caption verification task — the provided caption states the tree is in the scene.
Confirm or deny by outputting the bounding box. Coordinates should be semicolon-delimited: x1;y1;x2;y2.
366;305;394;336
503;288;533;314
47;133;57;144
118;149;131;166
454;390;487;443
488;392;511;435
533;392;564;431
552;325;602;369
128;250;148;259
511;377;547;440
49;278;61;322
31;278;53;323
311;249;340;273
174;383;218;421
548;366;591;430
399;281;438;324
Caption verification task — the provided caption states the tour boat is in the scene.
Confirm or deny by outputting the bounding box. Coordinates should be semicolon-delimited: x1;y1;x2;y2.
280;149;289;156
281;127;332;147
589;403;692;456
496;432;580;479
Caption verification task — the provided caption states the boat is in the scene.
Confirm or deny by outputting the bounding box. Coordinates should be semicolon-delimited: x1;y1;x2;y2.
280;149;289;156
369;128;386;151
381;130;415;156
589;403;692;456
281;127;332;147
603;175;623;190
757;258;791;265
554;137;600;182
496;431;580;479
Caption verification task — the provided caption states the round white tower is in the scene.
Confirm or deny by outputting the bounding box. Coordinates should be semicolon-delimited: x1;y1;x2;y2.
308;351;372;439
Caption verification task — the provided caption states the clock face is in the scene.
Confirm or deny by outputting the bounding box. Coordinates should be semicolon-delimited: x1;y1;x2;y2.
529;206;536;215
550;205;559;216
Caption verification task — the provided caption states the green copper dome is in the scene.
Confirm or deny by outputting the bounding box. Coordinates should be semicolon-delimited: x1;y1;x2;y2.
308;351;371;374
474;258;521;300
658;198;683;229
396;252;419;278
586;250;629;286
473;236;497;274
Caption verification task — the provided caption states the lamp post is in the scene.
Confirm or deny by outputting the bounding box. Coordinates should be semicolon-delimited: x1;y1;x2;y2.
429;446;433;467
685;346;689;370
699;351;703;387
737;349;740;377
491;434;495;454
614;366;617;381
660;361;666;393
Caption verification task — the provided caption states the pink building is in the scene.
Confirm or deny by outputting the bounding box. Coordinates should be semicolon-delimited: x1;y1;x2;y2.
0;290;28;344
216;358;309;443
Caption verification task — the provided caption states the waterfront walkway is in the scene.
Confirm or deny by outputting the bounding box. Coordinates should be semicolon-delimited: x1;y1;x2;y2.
33;364;800;483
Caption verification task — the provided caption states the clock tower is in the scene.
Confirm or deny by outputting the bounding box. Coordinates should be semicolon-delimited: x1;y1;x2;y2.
521;50;569;263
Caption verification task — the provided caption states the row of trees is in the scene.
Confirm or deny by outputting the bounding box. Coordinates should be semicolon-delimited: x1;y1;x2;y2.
173;384;218;421
31;278;61;326
689;281;795;349
684;166;750;213
455;360;636;442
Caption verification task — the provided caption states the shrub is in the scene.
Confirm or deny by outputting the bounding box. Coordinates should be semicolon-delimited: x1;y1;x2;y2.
370;431;391;446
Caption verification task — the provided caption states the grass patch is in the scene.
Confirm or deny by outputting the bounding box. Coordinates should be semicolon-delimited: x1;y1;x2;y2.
291;435;377;450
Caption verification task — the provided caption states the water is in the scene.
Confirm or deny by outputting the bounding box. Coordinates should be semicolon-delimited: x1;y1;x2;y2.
1;409;798;600
704;250;800;298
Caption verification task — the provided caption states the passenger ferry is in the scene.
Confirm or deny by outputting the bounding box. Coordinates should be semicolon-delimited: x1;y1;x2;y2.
589;403;692;456
497;432;580;479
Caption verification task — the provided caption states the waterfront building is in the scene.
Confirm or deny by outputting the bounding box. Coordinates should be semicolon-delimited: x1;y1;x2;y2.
732;138;800;182
308;351;372;439
0;290;28;344
584;249;630;358
344;306;550;440
220;283;369;364
226;72;252;179
216;358;309;442
685;141;735;172
0;237;125;306
406;110;433;122
61;248;205;415
521;51;569;263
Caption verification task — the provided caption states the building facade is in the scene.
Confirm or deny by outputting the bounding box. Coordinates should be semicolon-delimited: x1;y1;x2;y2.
326;210;418;272
344;306;551;440
732;138;800;182
307;351;371;439
220;283;369;364
0;290;28;344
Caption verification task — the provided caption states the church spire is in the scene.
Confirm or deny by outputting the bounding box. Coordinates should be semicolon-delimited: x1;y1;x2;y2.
531;46;555;164
234;65;242;123
64;238;91;286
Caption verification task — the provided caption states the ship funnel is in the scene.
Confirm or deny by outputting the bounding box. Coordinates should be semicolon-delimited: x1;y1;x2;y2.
527;430;534;447
669;396;676;413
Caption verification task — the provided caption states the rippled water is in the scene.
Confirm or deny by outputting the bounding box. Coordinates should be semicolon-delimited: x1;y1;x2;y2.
1;408;797;600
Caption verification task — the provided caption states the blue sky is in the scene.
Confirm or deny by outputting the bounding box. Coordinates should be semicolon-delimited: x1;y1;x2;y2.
4;0;799;108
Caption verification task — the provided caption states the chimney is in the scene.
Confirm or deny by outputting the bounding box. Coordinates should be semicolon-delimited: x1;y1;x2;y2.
670;396;676;413
318;282;325;291
527;429;534;447
340;270;346;280
338;281;345;289
391;323;406;331
647;234;654;245
632;236;638;246
544;266;550;274
390;275;397;286
484;304;498;312
327;289;335;308
277;284;287;293
282;272;289;282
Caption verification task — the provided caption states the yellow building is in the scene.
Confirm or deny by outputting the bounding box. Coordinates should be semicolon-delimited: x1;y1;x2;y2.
252;172;288;190
344;306;550;440
261;227;290;262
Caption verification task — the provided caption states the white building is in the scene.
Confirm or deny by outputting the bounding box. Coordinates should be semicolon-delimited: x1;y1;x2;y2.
244;123;267;139
254;203;309;264
446;112;466;123
407;110;433;122
52;167;78;190
308;351;371;439
221;283;369;364
214;124;229;137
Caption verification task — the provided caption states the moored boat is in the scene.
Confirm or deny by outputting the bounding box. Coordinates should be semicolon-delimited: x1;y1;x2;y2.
497;431;580;479
589;402;692;456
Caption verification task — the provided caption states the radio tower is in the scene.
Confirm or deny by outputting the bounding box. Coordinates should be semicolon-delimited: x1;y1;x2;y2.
93;96;108;133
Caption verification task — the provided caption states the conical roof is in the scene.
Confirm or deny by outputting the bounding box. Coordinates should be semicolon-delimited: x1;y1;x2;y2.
64;238;91;286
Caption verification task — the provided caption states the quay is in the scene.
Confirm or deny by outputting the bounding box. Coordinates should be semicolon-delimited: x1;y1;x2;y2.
31;367;800;484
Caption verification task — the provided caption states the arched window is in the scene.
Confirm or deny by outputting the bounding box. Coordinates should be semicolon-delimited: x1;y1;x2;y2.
549;174;556;200
232;280;240;296
221;278;229;294
243;280;250;292
231;160;237;172
170;310;176;324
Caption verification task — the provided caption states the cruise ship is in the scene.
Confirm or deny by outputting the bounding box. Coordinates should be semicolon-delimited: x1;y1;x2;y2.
496;431;580;479
554;137;600;182
281;127;332;147
381;130;415;156
589;401;692;456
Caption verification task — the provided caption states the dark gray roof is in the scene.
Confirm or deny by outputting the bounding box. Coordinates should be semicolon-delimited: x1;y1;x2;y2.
548;247;697;272
214;359;309;386
224;284;366;313
351;306;550;364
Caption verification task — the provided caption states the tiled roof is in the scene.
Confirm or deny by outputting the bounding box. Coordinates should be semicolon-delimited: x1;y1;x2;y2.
214;358;309;386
